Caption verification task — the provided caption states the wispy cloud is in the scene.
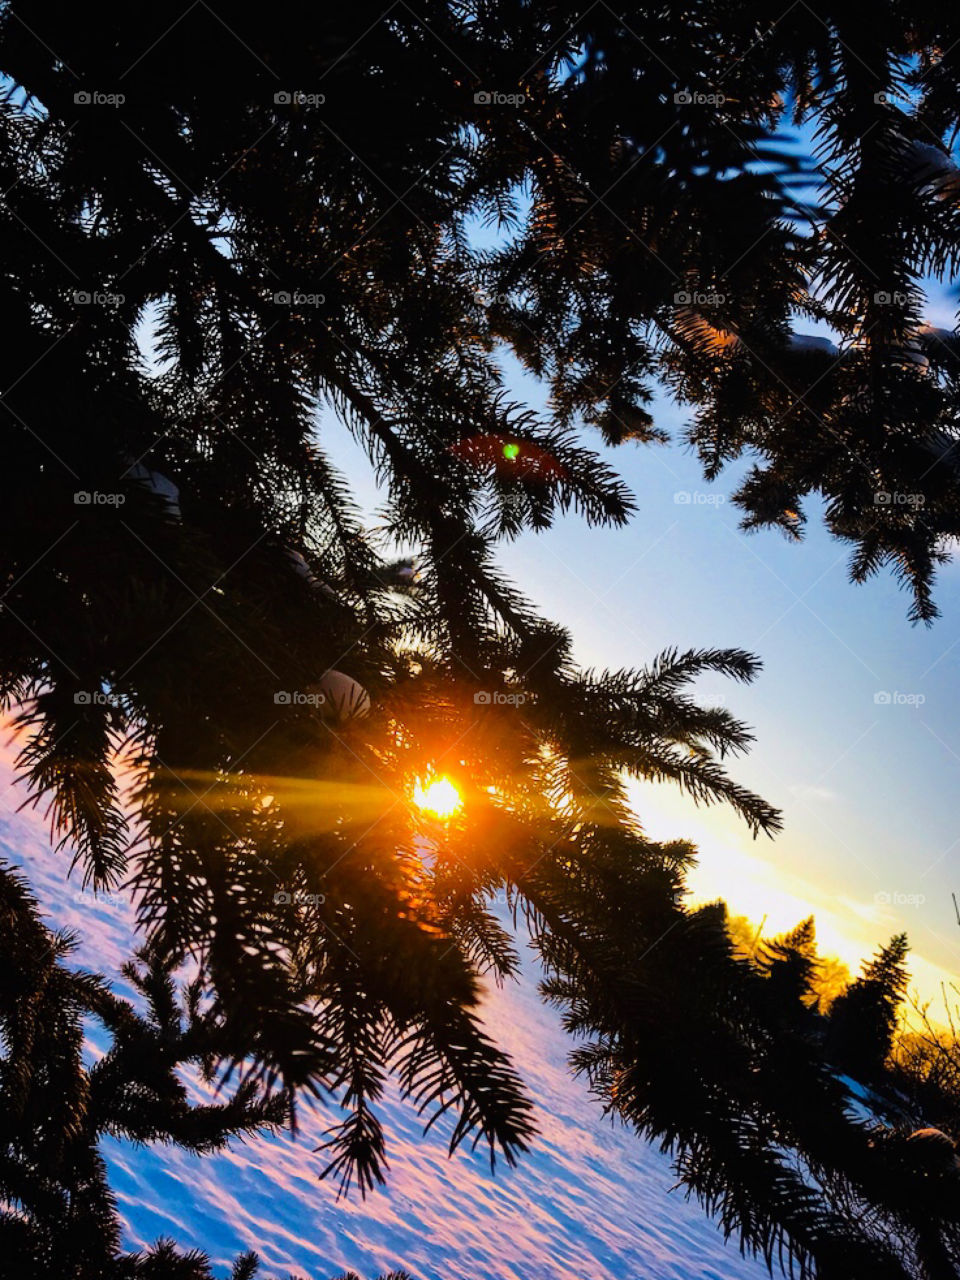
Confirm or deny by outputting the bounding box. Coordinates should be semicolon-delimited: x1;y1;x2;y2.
788;784;838;804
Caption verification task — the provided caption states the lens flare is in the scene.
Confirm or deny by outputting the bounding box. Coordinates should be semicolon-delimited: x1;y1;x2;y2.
413;776;463;818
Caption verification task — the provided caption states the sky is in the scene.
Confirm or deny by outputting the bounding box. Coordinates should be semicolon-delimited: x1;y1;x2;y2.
113;150;960;1037
320;345;960;1010
310;107;960;1007
132;102;960;1007
6;71;960;1277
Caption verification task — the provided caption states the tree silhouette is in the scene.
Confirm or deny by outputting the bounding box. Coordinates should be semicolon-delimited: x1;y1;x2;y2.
1;3;960;614
827;933;911;1081
533;856;960;1279
0;860;289;1276
0;857;420;1279
755;916;822;1029
0;5;959;1278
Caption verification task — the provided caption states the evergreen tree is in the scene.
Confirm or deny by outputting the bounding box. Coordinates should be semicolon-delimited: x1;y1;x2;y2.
0;858;415;1279
0;2;958;797
0;6;958;1278
529;852;959;1280
0;859;282;1277
827;933;911;1081
755;916;822;1027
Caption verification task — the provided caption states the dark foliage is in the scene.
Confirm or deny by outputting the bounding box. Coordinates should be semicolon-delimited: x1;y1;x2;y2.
826;933;911;1081
0;5;959;1278
0;859;344;1278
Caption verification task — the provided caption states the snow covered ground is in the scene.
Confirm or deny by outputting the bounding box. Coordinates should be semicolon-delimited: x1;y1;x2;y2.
0;752;766;1280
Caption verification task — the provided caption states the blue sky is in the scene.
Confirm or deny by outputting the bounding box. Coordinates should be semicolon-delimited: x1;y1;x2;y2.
320;341;960;1001
315;109;960;1001
131;102;960;999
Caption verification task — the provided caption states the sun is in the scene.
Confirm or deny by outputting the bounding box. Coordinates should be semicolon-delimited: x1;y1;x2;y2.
413;776;463;819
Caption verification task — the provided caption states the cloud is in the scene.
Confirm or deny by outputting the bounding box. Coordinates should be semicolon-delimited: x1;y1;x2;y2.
789;784;838;804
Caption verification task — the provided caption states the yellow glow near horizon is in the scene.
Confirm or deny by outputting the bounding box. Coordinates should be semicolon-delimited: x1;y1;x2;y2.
624;775;960;1018
413;776;463;819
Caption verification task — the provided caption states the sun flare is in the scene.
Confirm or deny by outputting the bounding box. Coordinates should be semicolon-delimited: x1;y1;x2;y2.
413;776;463;819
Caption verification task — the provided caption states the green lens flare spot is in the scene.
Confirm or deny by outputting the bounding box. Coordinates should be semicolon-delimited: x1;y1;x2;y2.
503;443;520;461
